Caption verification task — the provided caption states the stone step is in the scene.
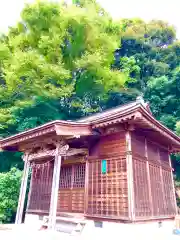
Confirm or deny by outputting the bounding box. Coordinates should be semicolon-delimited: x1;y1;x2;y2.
42;216;86;235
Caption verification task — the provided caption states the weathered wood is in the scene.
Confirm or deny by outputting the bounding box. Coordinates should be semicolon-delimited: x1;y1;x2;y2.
48;148;62;230
15;154;30;224
27;161;53;212
28;149;56;161
169;154;178;215
126;131;135;221
28;143;87;161
132;130;177;220
145;138;153;217
86;131;128;219
66;148;88;156
1;99;179;224
26;167;33;211
158;148;166;215
57;163;86;213
84;161;89;215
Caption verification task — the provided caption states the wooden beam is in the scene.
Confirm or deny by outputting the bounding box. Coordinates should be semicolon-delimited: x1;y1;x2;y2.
66;148;88;156
28;149;56;161
28;147;88;161
48;146;62;230
15;153;30;224
126;131;135;221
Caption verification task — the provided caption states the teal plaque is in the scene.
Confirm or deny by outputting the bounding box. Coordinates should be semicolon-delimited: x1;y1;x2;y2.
101;159;107;174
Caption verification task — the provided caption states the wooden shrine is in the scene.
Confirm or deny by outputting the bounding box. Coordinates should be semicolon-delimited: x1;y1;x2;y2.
0;97;179;229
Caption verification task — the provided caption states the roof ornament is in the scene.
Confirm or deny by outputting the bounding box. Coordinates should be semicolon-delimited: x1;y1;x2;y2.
136;95;145;105
136;95;153;115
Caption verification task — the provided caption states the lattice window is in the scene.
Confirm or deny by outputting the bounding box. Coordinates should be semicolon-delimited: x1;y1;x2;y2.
149;164;164;216
86;156;128;218
133;158;151;217
162;169;176;215
28;161;53;212
73;164;86;188
59;166;72;189
59;164;85;189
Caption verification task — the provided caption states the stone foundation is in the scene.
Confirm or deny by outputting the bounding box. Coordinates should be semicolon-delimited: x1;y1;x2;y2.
25;213;175;239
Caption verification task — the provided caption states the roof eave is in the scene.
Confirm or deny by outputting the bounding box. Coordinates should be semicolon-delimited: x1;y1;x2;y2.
0;121;92;149
90;104;180;152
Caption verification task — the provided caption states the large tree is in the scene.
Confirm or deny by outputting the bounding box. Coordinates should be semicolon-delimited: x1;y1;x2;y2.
0;0;132;171
0;1;180;173
0;0;130;135
111;18;180;132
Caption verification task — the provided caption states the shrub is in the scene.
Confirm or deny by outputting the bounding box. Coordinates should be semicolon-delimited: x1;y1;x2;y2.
0;168;22;223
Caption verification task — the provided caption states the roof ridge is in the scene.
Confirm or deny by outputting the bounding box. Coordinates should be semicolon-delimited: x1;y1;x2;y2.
77;101;138;123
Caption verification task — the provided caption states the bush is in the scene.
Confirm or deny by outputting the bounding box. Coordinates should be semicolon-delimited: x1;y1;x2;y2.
0;168;22;223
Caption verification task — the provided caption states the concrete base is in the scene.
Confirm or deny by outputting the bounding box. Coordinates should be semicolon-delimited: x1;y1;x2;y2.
25;214;45;229
81;219;175;240
25;213;176;239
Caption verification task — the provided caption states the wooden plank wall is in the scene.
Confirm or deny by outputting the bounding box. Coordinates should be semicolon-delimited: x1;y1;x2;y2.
57;163;85;213
131;131;176;220
86;132;129;219
57;188;84;213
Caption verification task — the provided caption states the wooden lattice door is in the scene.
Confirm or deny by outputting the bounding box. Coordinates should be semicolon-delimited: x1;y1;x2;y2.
57;163;86;213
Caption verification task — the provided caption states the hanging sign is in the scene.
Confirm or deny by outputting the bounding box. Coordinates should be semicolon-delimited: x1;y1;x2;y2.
101;159;107;174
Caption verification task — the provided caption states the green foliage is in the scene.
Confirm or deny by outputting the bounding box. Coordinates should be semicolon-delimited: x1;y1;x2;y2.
0;168;22;223
0;0;179;179
176;122;180;136
112;18;180;132
0;0;128;132
112;17;180;187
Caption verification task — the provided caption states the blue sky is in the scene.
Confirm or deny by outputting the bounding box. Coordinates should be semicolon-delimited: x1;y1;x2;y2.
0;0;180;38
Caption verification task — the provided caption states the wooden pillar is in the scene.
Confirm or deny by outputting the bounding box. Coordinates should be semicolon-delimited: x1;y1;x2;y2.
26;167;33;211
145;138;153;216
48;148;62;230
15;153;30;224
158;149;166;215
126;130;135;221
84;159;89;215
169;154;178;215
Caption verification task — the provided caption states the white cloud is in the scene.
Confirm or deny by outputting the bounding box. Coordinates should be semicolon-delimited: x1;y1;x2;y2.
0;0;179;38
97;0;180;38
0;0;34;32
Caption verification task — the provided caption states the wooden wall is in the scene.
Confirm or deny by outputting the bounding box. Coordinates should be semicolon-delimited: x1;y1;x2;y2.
26;128;176;221
57;163;85;213
85;132;129;220
131;131;176;220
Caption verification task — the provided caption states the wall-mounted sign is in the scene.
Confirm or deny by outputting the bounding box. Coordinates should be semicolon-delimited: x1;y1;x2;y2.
101;159;107;174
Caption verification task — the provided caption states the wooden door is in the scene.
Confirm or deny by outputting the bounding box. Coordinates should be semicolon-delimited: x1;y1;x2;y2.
57;163;85;213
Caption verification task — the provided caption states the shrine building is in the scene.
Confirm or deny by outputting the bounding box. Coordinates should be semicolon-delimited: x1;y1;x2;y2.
0;97;179;235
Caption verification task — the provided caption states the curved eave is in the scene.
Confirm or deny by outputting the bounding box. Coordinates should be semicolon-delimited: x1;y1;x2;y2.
92;104;180;152
0;120;92;150
0;102;180;153
137;108;180;152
